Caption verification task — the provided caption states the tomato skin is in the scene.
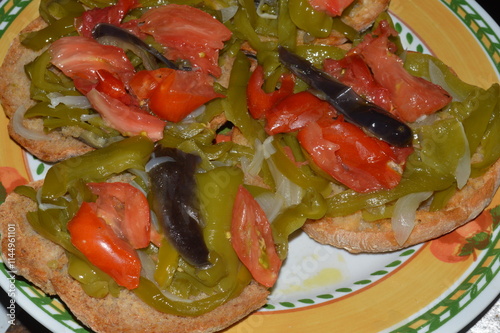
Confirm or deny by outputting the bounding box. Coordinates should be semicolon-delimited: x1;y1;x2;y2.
231;186;282;288
86;89;165;140
308;0;355;16
130;68;223;123
323;54;393;112
139;4;232;77
298;118;407;192
67;202;141;290
50;36;136;95
265;91;336;135
356;21;451;122
87;182;151;249
75;0;138;38
247;65;295;119
95;69;136;106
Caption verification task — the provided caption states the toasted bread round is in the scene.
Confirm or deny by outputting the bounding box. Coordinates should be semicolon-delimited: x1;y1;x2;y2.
303;158;500;253
0;18;94;162
0;182;269;333
0;0;389;163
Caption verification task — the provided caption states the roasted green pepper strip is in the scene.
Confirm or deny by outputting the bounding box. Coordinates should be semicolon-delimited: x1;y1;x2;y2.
67;253;121;298
223;51;266;145
39;0;86;23
471;84;500;176
25;50;75;100
277;0;297;49
270;134;330;193
272;188;327;259
41;136;154;200
21;16;77;51
154;238;180;289
288;0;332;38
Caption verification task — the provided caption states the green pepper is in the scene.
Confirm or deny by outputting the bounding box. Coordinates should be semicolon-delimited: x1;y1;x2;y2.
223;51;266;145
39;0;86;23
67;253;121;298
270;134;330;194
41;136;154;200
154;238;180;289
288;0;332;38
21;16;77;51
272;188;327;259
471;84;500;176
277;0;297;49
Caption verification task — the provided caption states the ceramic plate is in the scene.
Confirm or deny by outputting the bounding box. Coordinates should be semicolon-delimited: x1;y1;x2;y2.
0;0;499;332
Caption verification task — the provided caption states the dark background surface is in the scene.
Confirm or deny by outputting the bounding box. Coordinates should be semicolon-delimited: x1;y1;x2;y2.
475;0;499;25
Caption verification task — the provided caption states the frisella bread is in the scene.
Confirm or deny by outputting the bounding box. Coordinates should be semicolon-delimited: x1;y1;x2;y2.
0;0;390;162
1;1;500;331
0;137;274;333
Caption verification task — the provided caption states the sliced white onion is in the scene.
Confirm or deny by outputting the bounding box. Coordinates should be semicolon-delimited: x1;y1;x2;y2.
12;105;51;141
47;92;92;109
428;60;466;102
267;158;303;207
220;5;238;22
240;137;275;177
391;191;433;245
145;156;175;172
255;191;284;222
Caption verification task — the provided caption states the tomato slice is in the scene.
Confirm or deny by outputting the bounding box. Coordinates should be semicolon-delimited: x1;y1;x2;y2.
231;185;282;288
247;65;295;119
87;182;151;249
130;68;223;122
356;21;451;122
50;36;135;94
298;118;409;192
323;54;393;112
86;89;166;141
308;0;355;16
67;202;141;290
139;4;232;77
75;0;138;37
95;69;136;106
265;91;336;135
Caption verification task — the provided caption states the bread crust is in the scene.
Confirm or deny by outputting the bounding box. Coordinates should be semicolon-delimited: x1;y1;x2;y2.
0;18;94;162
0;182;269;333
303;158;500;253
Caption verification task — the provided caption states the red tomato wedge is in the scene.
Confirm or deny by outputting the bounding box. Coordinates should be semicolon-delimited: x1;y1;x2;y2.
139;4;232;77
298;118;409;193
323;54;393;112
50;36;135;94
86;89;166;141
265;91;336;135
67;202;141;290
308;0;355;17
75;0;138;38
247;65;295;119
95;69;136;106
356;21;451;122
231;186;282;288
130;68;223;122
87;182;151;249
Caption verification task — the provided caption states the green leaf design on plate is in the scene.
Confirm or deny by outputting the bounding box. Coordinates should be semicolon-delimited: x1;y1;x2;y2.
298;299;315;304
279;302;295;308
36;163;45;175
406;33;414;44
317;294;334;299
354;280;372;285
371;270;388;276
400;249;415;257
386;260;402;267
263;304;275;310
335;288;352;293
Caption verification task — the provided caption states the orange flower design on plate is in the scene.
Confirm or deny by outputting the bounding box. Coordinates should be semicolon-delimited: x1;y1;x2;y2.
0;166;28;203
429;211;494;263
